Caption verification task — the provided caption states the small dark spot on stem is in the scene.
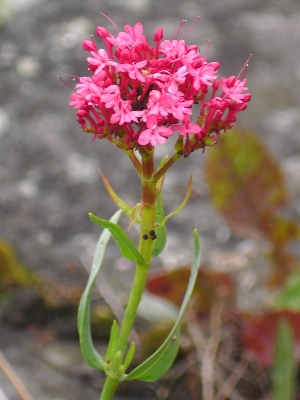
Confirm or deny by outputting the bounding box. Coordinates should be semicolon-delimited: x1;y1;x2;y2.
150;230;157;240
143;234;149;240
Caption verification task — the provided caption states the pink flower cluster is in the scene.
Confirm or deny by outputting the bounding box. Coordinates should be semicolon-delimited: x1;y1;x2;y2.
69;20;251;155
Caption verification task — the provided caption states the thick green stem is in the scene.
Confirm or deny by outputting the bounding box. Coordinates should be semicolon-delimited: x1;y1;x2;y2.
99;376;118;400
115;149;156;353
99;149;157;400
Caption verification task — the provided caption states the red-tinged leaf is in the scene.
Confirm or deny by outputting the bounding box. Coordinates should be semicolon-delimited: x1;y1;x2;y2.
99;170;133;218
241;311;300;368
146;266;234;313
268;216;300;245
265;216;300;286
204;128;288;238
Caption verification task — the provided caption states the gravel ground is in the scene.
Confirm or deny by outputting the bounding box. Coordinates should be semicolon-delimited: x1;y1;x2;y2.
1;0;300;398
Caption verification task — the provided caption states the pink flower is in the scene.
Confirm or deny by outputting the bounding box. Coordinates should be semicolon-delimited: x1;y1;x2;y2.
107;22;146;49
100;85;120;108
68;76;104;107
110;99;139;125
220;76;248;103
188;62;218;90
152;65;188;92
159;39;186;59
87;49;117;75
147;89;193;121
171;115;202;136
138;114;173;146
117;60;147;82
68;17;251;151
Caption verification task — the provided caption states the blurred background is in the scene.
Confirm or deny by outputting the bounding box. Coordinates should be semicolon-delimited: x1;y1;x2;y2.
1;0;300;399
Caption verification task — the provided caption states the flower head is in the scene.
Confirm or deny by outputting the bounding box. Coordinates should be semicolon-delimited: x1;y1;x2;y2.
68;18;251;155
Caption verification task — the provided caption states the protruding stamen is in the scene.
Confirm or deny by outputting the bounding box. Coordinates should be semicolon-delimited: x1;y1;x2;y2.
172;20;187;40
58;76;76;91
180;16;200;39
100;12;120;34
237;54;253;80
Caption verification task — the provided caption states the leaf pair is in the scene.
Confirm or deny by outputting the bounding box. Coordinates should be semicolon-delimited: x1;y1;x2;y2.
100;168;192;259
78;210;201;381
78;210;145;371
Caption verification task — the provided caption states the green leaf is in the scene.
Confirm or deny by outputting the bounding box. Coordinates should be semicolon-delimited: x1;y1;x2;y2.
89;213;145;264
105;320;119;361
271;320;297;400
152;190;167;257
126;326;181;382
125;230;201;382
120;342;136;374
78;210;122;370
99;170;133;217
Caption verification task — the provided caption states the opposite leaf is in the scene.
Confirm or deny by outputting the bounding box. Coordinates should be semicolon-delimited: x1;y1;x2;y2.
99;170;133;218
78;210;122;370
89;213;144;264
105;320;119;362
125;230;201;382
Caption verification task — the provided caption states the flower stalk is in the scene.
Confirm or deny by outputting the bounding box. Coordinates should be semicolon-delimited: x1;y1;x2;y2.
99;150;157;399
66;15;251;400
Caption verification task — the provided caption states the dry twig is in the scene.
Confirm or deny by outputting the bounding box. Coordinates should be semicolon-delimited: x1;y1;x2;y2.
0;349;34;400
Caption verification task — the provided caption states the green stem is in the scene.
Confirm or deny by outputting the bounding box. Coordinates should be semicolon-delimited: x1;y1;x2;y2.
115;149;156;352
109;137;143;177
99;149;157;400
154;150;183;182
99;375;118;400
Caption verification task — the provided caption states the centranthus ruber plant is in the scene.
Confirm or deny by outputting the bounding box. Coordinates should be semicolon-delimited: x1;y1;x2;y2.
67;15;251;400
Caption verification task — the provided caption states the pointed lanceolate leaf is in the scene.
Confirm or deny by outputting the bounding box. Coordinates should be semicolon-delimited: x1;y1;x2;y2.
99;170;133;218
125;230;201;382
126;325;181;382
105;320;119;362
78;210;122;370
120;342;136;375
89;213;145;264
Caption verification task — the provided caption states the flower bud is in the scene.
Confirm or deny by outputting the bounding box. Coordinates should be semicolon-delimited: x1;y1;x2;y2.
96;26;110;38
153;28;163;42
82;40;97;52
